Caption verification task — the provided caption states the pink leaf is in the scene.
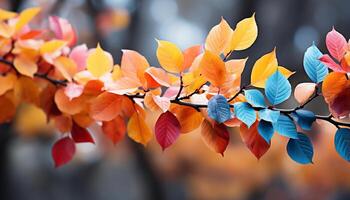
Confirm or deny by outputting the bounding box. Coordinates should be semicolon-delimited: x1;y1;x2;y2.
69;44;88;71
49;16;77;46
71;122;95;144
319;54;344;72
64;82;84;100
326;28;347;61
155;111;181;150
294;82;317;104
52;137;76;168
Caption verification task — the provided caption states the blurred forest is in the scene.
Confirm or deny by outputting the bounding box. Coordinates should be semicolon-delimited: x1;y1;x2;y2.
1;0;350;200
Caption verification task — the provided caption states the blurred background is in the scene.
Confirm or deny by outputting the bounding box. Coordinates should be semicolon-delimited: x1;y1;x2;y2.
1;0;350;199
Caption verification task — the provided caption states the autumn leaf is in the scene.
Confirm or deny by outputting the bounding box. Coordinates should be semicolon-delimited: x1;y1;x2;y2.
0;73;17;95
54;115;73;133
40;40;67;55
54;88;85;115
0;8;17;20
205;18;233;55
225;13;258;53
201;119;230;156
182;45;202;71
155;111;181;150
90;92;123;121
127;105;152;146
15;103;47;135
102;116;126;145
15;7;41;32
170;104;203;133
71;122;95;144
120;49;149;86
0;95;16;123
294;83;317;104
52;137;76;168
250;48;278;88
156;40;184;73
87;43;113;77
200;50;227;87
14;55;38;77
240;121;270;159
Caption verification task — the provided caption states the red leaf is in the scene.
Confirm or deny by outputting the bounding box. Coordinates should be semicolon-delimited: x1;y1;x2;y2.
240;121;270;159
71;122;95;144
155;111;181;150
319;54;343;72
102;116;126;145
201;119;230;156
326;28;347;61
52;137;76;168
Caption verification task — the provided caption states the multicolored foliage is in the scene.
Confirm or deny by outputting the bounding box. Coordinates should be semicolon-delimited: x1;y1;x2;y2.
0;7;349;168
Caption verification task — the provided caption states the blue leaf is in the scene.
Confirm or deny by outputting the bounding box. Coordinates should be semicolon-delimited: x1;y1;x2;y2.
208;94;231;123
258;109;280;123
273;114;298;139
287;132;314;164
334;128;350;162
257;120;274;143
244;89;266;108
233;102;256;128
303;44;329;83
265;70;291;105
291;110;316;131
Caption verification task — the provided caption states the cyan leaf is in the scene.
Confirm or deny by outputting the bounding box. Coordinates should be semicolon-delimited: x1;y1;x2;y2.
287;132;314;164
335;128;350;162
233;102;256;128
257;120;274;143
258;109;280;123
208;94;231;123
303;43;329;83
291;109;316;131
245;89;266;108
273;114;298;139
265;70;291;105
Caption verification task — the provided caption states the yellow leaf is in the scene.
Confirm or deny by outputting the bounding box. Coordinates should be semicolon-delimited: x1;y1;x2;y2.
250;48;278;88
200;50;227;87
14;55;38;77
0;73;17;95
278;66;295;78
15;7;41;32
205;17;233;55
15;103;47;135
127;106;152;146
40;40;67;54
53;56;77;82
87;43;113;77
156;40;184;73
0;8;17;20
0;22;14;38
225;13;258;53
112;64;123;80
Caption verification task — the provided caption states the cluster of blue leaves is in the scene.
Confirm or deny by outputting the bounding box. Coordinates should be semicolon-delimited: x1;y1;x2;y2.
207;70;319;165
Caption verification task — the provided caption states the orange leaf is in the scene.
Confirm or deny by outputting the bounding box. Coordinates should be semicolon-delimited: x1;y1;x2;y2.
14;55;38;77
0;95;16;123
120;49;149;85
225;58;247;76
54;88;85;115
53;56;77;82
170;104;203;133
0;73;17;95
205;18;233;55
102;116;126;145
90;92;123;121
14;76;40;105
240;121;270;159
201;119;230;155
127;105;152;146
200;50;227;87
54;114;73;133
182;45;202;71
144;67;171;87
294;82;317;104
83;80;104;96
